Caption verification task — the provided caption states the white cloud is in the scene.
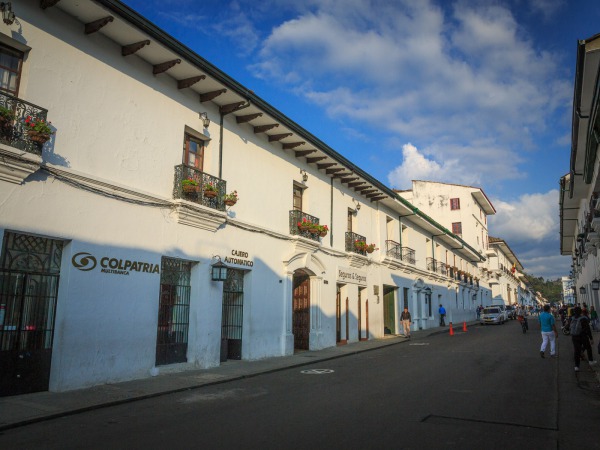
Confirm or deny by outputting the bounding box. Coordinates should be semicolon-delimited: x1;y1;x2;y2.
248;0;570;184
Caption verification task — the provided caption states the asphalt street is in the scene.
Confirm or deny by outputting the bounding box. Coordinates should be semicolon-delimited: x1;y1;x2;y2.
2;319;599;450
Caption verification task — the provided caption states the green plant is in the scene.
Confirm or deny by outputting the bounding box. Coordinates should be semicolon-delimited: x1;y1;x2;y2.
297;218;314;229
203;182;218;192
354;240;367;249
181;178;198;186
0;105;15;121
24;116;53;135
224;190;238;202
365;243;378;252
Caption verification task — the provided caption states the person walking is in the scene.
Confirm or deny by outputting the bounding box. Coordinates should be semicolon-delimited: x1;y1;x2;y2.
400;307;412;339
539;304;558;358
590;305;598;331
570;306;596;371
438;304;446;327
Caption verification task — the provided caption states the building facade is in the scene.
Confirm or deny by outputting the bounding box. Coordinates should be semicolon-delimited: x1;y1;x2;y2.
559;32;600;315
0;1;521;396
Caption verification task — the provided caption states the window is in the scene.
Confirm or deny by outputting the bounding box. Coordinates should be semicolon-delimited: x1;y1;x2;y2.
450;198;460;210
347;209;354;232
183;133;204;170
293;184;303;211
452;222;462;235
0;43;23;96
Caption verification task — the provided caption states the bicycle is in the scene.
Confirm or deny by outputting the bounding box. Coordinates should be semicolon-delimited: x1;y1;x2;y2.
517;315;528;333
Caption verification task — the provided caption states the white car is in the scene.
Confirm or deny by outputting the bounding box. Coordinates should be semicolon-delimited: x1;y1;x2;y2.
480;307;506;325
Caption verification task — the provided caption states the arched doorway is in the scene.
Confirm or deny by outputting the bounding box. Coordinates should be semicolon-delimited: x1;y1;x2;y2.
292;270;310;351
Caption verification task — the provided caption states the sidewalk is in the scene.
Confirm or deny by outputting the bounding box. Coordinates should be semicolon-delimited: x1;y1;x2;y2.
0;322;463;431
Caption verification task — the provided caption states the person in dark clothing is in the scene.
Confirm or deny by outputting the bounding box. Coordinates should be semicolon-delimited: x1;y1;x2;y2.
400;307;412;338
571;306;596;371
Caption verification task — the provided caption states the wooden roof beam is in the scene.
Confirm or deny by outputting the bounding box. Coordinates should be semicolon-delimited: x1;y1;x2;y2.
326;168;345;174
85;16;114;34
348;181;366;188
370;196;387;202
306;156;327;164
122;40;151;56
295;150;317;157
366;192;382;198
254;124;279;133
283;141;305;150
200;89;227;102
332;172;352;178
236;113;263;124
220;101;248;115
177;75;206;89
361;189;377;195
269;133;293;142
317;163;337;170
341;177;359;183
153;59;181;75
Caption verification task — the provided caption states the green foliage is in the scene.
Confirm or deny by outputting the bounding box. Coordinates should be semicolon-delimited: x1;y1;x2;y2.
521;272;563;303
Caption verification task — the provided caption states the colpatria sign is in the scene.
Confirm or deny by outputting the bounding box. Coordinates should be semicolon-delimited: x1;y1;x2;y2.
72;252;160;276
337;266;367;285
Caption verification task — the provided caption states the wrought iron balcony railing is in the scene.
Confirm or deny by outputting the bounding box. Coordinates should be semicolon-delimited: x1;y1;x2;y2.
346;231;367;256
173;164;226;211
384;240;416;265
289;210;321;242
426;258;448;276
401;246;416;265
0;92;49;156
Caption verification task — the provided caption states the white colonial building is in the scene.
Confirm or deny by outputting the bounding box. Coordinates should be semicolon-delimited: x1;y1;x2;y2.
0;1;523;396
559;31;600;314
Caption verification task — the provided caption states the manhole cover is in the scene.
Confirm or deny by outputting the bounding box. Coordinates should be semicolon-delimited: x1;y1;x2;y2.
301;369;334;374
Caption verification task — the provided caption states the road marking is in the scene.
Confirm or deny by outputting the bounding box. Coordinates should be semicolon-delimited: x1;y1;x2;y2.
301;369;334;374
409;343;430;346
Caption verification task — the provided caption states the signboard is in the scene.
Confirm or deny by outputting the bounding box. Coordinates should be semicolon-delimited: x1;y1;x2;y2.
224;249;254;268
72;251;160;276
337;266;367;285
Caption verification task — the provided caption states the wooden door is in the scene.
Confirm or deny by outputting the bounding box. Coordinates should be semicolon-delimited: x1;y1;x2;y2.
292;273;310;350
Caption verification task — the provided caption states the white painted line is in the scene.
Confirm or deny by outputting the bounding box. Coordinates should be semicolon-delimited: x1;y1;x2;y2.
301;369;335;374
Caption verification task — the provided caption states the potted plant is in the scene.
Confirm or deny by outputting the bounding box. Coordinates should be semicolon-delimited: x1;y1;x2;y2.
0;105;15;125
224;190;238;206
318;224;329;237
365;243;378;253
297;218;312;231
24;116;54;144
181;178;199;193
308;223;321;235
203;182;218;198
354;240;367;251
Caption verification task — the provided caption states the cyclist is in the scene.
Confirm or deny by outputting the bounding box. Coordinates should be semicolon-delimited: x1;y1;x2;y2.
516;304;528;331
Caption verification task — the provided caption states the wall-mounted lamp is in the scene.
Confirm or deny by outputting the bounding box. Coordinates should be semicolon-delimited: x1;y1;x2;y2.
579;286;586;295
1;2;15;25
300;169;308;182
199;112;210;129
211;256;228;282
592;279;600;290
353;199;361;212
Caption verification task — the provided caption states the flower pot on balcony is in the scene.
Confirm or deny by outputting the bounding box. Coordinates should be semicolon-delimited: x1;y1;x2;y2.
224;199;237;206
27;130;51;144
319;231;328;237
204;190;218;198
366;247;374;254
182;184;198;193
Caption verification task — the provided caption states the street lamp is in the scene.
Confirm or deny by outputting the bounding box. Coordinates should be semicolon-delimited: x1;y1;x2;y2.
210;256;228;282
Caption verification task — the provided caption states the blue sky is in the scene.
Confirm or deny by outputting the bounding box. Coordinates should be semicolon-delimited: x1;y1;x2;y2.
121;0;600;280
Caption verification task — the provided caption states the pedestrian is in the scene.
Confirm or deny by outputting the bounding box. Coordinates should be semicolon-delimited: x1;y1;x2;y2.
400;307;412;339
539;304;558;358
438;304;446;326
590;306;598;331
570;306;596;371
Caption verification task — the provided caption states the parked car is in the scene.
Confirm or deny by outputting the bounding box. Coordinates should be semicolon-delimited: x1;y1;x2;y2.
480;307;506;325
505;306;516;320
492;304;509;321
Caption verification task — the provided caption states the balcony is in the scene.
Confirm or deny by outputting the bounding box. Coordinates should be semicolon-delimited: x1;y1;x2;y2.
0;92;49;156
426;257;447;276
289;210;321;242
346;231;367;256
173;164;226;211
385;240;415;265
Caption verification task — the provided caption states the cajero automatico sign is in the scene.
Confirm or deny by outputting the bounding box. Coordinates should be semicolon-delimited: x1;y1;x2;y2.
337;266;367;285
72;251;160;276
224;249;254;268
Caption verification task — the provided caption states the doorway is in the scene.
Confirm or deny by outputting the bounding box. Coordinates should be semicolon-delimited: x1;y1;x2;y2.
0;232;63;397
292;271;310;351
383;286;396;335
221;269;245;360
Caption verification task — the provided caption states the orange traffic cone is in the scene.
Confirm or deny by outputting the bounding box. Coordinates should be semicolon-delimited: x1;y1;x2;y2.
449;322;454;336
463;321;467;332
